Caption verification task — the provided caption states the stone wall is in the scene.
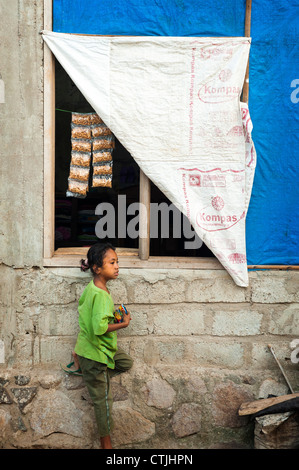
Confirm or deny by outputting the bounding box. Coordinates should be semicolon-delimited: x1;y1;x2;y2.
0;265;298;448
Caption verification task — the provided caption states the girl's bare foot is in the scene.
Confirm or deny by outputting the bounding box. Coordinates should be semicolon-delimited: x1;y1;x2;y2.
100;435;112;449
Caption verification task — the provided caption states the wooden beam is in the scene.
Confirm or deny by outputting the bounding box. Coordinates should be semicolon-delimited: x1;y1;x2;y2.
43;255;223;269
248;265;299;270
139;170;151;260
43;0;55;259
239;393;299;416
242;0;252;104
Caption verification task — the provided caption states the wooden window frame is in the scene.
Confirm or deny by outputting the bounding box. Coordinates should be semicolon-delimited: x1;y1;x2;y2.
42;0;223;270
43;0;298;272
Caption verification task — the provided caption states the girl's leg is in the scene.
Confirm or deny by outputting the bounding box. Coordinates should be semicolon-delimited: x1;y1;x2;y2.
77;355;114;447
109;347;133;378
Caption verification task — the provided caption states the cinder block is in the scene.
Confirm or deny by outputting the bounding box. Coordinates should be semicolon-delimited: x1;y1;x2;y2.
151;304;206;336
128;277;187;304
268;304;299;335
39;336;76;365
37;304;79;336
251;272;299;303
188;339;244;368
212;307;262;336
186;273;247;303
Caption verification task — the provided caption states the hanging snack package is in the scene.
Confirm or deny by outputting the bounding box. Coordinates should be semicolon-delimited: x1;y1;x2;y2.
71;124;92;139
66;179;89;198
93;151;113;163
92;125;112;138
93;162;113;176
71;138;92;153
72;112;91;126
93;136;115;151
69;165;90;181
92;174;112;188
67;113;93;198
89;113;103;125
70;151;91;168
67;112;115;196
92;129;115;189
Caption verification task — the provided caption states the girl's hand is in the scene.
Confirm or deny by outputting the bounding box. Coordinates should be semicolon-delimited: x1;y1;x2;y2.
122;311;131;328
107;312;131;332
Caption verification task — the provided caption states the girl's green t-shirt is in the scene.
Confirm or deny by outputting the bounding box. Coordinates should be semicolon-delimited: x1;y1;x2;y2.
74;280;117;368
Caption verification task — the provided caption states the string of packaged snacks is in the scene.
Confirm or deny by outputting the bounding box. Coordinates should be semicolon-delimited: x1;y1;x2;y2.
66;112;114;198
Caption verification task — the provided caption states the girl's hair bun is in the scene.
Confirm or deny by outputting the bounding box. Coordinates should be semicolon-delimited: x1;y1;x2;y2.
80;258;90;272
80;242;115;275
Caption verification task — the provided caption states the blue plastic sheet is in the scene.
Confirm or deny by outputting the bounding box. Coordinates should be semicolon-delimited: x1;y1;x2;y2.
53;0;299;266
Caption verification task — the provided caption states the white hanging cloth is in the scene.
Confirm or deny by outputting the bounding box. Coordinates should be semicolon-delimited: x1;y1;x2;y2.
42;31;256;287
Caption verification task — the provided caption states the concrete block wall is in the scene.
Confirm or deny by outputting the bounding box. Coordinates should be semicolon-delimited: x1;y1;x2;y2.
1;0;298;450
0;265;298;448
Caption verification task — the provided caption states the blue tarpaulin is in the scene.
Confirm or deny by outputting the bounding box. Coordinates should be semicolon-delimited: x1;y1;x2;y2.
53;0;299;266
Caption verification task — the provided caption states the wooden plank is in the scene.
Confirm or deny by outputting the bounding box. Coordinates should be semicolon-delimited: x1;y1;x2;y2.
43;0;55;259
242;0;252;104
54;247;139;257
43;255;224;269
248;265;299;270
44;251;299;270
238;393;299;416
139;170;151;260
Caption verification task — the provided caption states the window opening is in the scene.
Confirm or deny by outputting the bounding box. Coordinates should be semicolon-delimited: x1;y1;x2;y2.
55;59;213;258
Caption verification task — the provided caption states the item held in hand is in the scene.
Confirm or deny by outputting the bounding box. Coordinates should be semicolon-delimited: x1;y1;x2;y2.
114;304;128;323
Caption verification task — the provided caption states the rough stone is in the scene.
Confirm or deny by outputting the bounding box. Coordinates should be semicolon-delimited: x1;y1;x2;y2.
11;416;27;432
212;381;254;428
0;386;12;404
171;403;201;438
258;378;289;399
144;377;176;409
14;375;30;386
111;380;129;402
39;372;62;389
24;389;85;439
11;387;37;411
0;378;9;387
111;403;155;446
0;409;12;443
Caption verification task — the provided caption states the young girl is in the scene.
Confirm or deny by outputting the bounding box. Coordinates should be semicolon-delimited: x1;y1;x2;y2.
74;242;133;449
